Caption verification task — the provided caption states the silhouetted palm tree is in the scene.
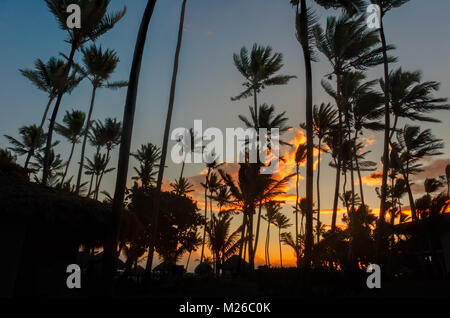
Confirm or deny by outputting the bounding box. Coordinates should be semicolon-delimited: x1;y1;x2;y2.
391;125;444;221
84;153;114;198
294;142;307;265
170;177;194;197
4;125;46;169
43;0;125;185
446;164;450;197
32;148;64;186
55;110;86;185
274;213;292;267
262;201;281;266
311;103;337;243
95;118;122;199
131;143;161;189
147;0;188;276
424;177;445;197
75;45;127;193
371;0;410;233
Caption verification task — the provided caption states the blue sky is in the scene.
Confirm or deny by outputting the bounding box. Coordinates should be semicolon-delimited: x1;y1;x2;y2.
1;1;450;262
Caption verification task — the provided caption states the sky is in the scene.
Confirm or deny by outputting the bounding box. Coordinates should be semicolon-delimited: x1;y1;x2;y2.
1;0;450;269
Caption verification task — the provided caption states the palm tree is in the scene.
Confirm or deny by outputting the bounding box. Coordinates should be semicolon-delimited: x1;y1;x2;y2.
43;0;125;185
106;0;157;290
146;0;188;275
391;125;444;221
4;125;46;169
170;177;194;197
294;142;307;265
424;178;445;197
262;202;282;267
86;121;108;196
20;58;82;169
176;128;203;181
84;153;114;198
131;143;161;189
290;0;365;268
382;68;449;142
281;232;302;263
32;149;64;186
207;214;242;277
55;110;86;185
75;45;127;193
370;0;410;234
94;118;122;199
311;103;337;243
232;45;296;126
274;213;292;267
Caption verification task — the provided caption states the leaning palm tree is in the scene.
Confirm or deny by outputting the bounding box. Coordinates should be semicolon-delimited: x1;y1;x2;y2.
42;0;125;185
274;213;292;267
106;0;157;290
4;125;46;169
55;110;86;185
370;0;410;232
146;0;188;276
75;45;127;193
20;57;82;141
391;125;444;221
290;0;365;268
311;103;337;243
382;68;450;142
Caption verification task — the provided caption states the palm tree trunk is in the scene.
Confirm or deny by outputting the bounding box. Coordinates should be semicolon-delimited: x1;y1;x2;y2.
76;85;97;193
186;251;192;271
378;15;391;255
316;138;321;244
200;169;210;263
253;201;263;265
279;227;282;268
298;0;314;269
60;141;76;186
146;0;187;275
248;207;254;270
42;44;77;185
95;148;111;199
295;164;300;266
265;221;270;266
104;0;157;291
354;131;365;207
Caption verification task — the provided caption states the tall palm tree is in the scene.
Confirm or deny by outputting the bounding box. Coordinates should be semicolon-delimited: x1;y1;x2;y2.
262;201;282;267
232;45;296;126
86;120;108;196
294;142;307;265
370;0;410;235
106;0;157;290
146;0;187;275
274;213;292;267
75;45;127;193
131;143;161;189
4;125;46;169
84;153;114;198
43;0;125;185
55;110;86;185
391;125;444;221
290;0;365;268
32;149;64;186
311;103;337;243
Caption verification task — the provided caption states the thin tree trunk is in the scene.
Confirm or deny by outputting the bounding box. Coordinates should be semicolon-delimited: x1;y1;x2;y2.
378;15;391;260
316;139;321;244
253;201;263;265
200;169;210;263
248;206;254;270
60;141;76;186
76;85;97;193
146;0;187;275
279;227;282;267
298;0;314;269
95;148;111;199
186;251;192;271
42;44;77;185
295;164;300;266
265;221;270;266
354;131;365;207
104;0;157;291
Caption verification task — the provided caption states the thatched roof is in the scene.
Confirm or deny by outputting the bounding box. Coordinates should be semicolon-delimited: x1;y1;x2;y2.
0;175;114;246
